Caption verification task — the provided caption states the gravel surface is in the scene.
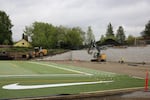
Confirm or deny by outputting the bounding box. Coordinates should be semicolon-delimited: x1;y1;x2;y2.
42;45;150;63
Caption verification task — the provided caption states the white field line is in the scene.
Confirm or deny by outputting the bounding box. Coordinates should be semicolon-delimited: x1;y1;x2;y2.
0;74;86;78
28;62;93;76
131;76;144;79
3;81;113;90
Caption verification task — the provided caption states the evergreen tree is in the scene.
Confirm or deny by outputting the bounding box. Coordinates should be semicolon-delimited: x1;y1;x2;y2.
105;23;115;39
116;26;126;44
141;20;150;38
0;10;13;44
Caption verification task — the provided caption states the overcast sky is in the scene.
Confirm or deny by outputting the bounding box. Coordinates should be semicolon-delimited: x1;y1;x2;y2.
0;0;150;41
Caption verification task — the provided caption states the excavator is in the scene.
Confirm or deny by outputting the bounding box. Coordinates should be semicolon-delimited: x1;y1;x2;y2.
88;41;110;62
33;47;48;57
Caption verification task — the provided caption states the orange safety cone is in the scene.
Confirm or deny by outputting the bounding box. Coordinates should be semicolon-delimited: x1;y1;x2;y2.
145;70;149;92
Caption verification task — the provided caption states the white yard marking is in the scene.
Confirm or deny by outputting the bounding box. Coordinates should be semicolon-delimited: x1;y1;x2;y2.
28;62;92;76
0;74;86;78
131;76;144;79
2;81;113;90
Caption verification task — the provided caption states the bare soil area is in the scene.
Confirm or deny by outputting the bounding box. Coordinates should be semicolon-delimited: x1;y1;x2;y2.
52;61;150;79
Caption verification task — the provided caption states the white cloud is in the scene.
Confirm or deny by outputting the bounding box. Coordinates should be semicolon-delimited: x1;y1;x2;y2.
0;0;150;41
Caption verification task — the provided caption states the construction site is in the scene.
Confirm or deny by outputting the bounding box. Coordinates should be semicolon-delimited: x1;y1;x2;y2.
0;1;150;99
0;43;150;100
37;45;150;100
0;34;150;100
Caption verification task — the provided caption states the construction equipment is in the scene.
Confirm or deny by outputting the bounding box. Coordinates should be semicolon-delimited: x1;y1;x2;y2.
33;47;48;57
88;41;109;62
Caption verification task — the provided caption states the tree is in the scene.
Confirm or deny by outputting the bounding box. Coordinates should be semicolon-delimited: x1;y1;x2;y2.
86;26;95;45
65;28;83;49
75;27;86;45
24;22;56;48
127;35;135;45
116;26;126;44
24;22;85;49
55;26;68;48
105;23;115;39
100;35;105;43
141;20;150;38
3;39;9;45
23;25;34;41
0;10;13;44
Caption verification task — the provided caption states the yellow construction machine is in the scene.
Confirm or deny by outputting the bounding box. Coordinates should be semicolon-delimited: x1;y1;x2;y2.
88;41;108;62
33;47;48;57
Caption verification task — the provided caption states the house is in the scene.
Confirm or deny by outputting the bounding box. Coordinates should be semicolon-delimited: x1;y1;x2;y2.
13;39;32;47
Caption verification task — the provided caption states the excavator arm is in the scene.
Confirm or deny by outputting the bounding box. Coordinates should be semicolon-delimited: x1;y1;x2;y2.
87;41;112;62
88;41;101;55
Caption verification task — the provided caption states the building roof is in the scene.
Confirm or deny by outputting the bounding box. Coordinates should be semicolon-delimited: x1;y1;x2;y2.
13;39;32;47
97;39;121;46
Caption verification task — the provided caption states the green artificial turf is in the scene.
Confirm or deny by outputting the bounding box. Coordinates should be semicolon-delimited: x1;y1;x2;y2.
0;61;146;99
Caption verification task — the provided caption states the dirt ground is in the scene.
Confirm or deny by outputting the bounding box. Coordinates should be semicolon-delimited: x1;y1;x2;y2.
51;61;150;79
